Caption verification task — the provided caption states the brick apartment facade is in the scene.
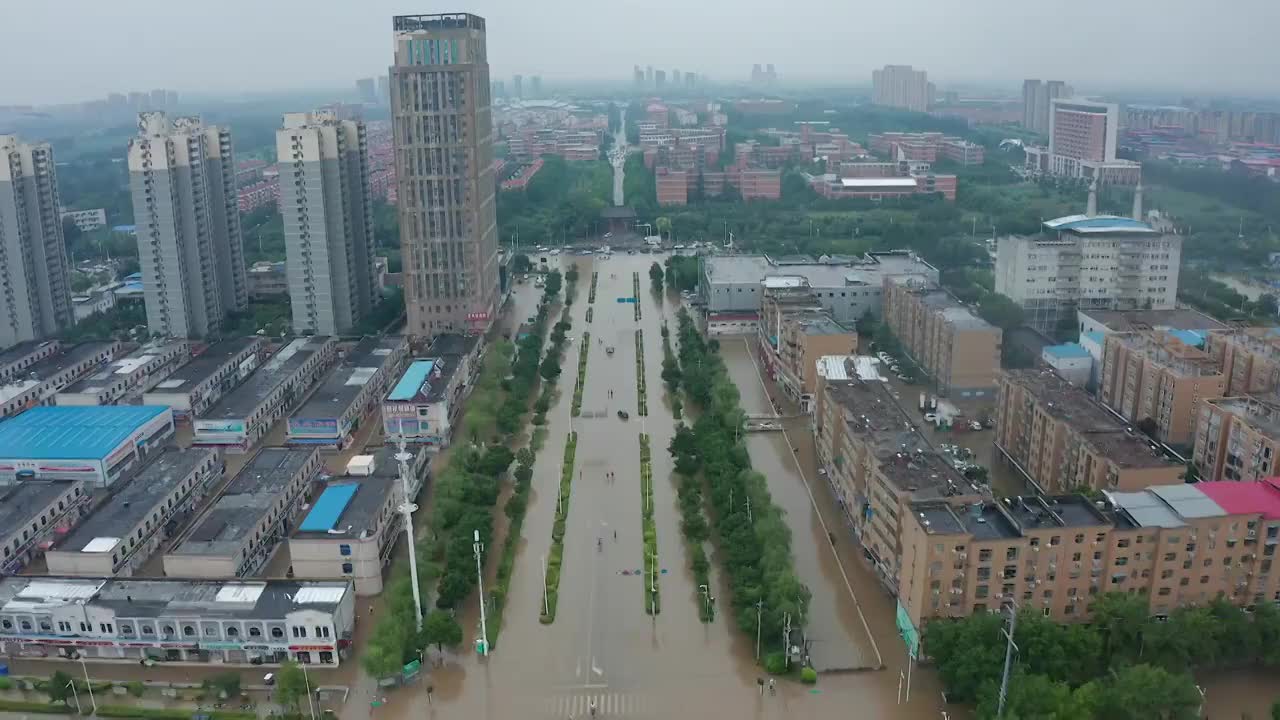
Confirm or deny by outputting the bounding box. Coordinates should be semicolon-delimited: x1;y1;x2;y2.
882;275;1001;397
1099;331;1226;446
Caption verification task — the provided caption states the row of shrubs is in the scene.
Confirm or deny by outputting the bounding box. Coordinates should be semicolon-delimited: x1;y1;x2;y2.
660;324;683;420
669;308;813;661
588;271;598;304
634;329;649;416
585;306;593;324
571;331;591;417
541;431;579;623
639;433;660;615
632;272;642;321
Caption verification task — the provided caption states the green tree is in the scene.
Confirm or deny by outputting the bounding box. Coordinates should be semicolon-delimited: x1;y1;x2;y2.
655;216;672;240
512;254;532;273
420;609;465;653
1094;664;1200;720
855;309;879;336
977;292;1025;330
1258;293;1279;316
46;670;74;705
273;660;309;712
543;269;563;298
539;355;562;381
649;261;664;291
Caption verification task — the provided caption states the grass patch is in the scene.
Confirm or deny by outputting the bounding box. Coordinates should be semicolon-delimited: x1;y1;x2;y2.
97;707;256;720
0;700;77;715
541;431;579;623
640;433;660;615
571;332;590;417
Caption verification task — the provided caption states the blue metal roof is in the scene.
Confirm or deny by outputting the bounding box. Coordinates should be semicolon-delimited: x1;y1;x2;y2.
1044;343;1091;359
1081;331;1105;346
1043;214;1158;235
299;484;360;532
0;406;170;460
388;360;435;401
1168;329;1205;348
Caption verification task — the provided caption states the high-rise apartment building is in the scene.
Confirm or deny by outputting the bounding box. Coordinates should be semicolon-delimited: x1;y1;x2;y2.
512;74;523;99
529;75;542;98
1098;331;1226;446
633;66;645;87
356;78;377;104
871;65;930;112
882;275;1002;398
127;112;248;339
391;14;500;337
1024;98;1142;185
0;135;73;347
1021;79;1073;134
277;110;378;336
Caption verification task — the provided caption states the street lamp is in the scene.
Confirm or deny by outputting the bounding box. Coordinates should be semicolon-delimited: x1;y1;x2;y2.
301;662;317;720
698;584;711;618
66;680;81;715
473;529;489;655
396;441;424;634
73;653;96;715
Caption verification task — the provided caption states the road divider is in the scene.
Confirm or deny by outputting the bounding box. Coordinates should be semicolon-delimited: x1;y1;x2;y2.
640;433;660;615
634;329;648;416
541;431;579;624
572;332;590;417
588;271;598;304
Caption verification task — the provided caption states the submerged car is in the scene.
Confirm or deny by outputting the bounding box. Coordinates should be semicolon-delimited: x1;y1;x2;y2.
617;410;630;420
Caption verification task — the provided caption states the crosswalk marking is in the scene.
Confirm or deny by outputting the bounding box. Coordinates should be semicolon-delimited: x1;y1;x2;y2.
543;691;649;717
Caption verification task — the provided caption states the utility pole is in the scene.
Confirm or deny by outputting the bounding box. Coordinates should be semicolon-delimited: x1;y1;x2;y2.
541;554;550;616
474;529;489;655
745;495;753;523
76;654;96;715
997;605;1019;718
755;600;764;660
302;662;317;720
396;441;424;633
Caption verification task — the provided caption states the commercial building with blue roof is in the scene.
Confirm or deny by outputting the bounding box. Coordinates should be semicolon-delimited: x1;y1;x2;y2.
0;405;175;488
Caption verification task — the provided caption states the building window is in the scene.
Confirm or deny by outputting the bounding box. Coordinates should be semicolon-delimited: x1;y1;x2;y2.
227;626;239;637
339;544;352;556
0;620;10;630
205;626;218;637
249;627;262;638
292;626;307;639
342;562;354;574
271;627;285;639
183;625;195;637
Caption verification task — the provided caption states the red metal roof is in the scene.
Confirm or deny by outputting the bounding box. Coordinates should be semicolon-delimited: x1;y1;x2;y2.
1195;480;1280;520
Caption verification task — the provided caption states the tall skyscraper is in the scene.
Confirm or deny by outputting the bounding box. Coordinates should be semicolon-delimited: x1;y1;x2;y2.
1021;79;1073;133
391;13;499;337
0;135;73;348
645;66;653;86
871;65;930;112
127;112;247;338
633;65;645;87
356;77;377;104
513;74;523;99
377;75;390;104
277;110;378;336
530;75;542;98
654;69;666;89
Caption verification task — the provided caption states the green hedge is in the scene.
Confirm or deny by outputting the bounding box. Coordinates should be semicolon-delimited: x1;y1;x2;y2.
632;272;642;321
571;332;590;417
588;271;598;304
639;433;660;615
634;330;648;416
541;431;579;623
0;699;77;714
96;706;256;720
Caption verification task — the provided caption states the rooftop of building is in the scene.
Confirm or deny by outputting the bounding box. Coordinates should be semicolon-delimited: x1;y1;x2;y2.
822;367;975;499
839;177;919;188
292;337;405;421
169;448;316;558
293;449;404;541
1081;308;1228;333
1197;480;1280;521
145;337;262;396
0;406;170;460
1203;395;1280;439
0;576;351;620
203;337;333;420
58;341;189;396
912;494;1114;539
426;333;479;359
1;341;118;396
0;480;78;537
1044;214;1160;236
782;311;849;336
1108;331;1222;377
56;448;216;554
704;251;936;288
1000;370;1177;469
1108;483;1227;529
1044;343;1091;360
0;340;58;371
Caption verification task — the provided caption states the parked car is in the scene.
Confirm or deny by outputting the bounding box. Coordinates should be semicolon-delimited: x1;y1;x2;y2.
617;410;630;420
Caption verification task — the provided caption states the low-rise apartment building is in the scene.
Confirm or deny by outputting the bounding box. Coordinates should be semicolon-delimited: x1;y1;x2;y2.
0;576;354;665
1099;331;1226;446
772;312;856;411
1203;328;1280;397
55;340;190;406
289;447;428;595
1195;394;1280;482
142;337;267;419
0;340;61;383
45;448;221;577
883;275;1001;398
0;341;123;418
194;337;337;451
995;369;1185;493
0;480;89;575
382;334;482;448
899;481;1280;631
164;448;322;578
285;336;408;449
813;357;984;587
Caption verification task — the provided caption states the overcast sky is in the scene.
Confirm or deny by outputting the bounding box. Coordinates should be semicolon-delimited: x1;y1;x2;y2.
4;0;1278;105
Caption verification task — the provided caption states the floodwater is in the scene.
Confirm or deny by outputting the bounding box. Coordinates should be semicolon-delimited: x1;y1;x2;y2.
20;255;1278;719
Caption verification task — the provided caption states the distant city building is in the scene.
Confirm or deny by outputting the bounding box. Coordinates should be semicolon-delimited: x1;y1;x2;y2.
1021;79;1073;134
127;113;248;338
654;69;666;88
872;65;930;112
750;64;778;85
0;135;74;347
994;185;1180;333
356;77;377;104
277;110;378;336
633;66;645;87
59;207;107;232
512;73;523;99
391;14;500;337
530;75;542;98
377;75;390;103
1024;98;1142;185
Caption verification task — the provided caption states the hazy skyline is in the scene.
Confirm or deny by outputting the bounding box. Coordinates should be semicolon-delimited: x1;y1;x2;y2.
4;0;1279;105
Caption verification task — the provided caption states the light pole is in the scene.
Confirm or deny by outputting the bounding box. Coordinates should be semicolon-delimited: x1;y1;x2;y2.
66;680;81;715
698;584;711;618
302;662;317;720
649;549;658;615
473;529;489;655
76;654;97;715
541;554;550;616
396;441;424;634
754;600;764;660
996;604;1019;718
